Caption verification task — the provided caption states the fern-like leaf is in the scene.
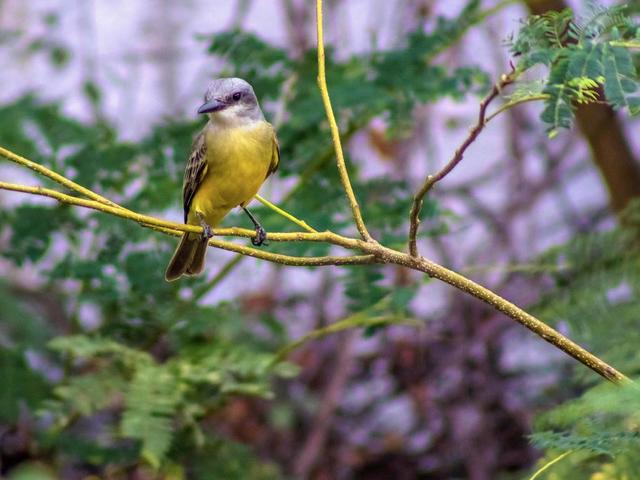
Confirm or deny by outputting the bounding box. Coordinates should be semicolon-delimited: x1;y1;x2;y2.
120;364;181;468
602;44;640;115
541;58;573;136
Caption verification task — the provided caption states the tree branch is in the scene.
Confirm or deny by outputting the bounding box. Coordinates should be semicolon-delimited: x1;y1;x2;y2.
0;149;630;384
408;71;516;257
0;145;129;212
0;181;373;267
373;245;631;385
315;0;372;242
255;193;317;233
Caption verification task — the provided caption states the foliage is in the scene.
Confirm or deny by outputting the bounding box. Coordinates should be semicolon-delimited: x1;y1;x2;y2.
524;202;640;478
510;3;640;136
0;1;639;478
0;2;492;476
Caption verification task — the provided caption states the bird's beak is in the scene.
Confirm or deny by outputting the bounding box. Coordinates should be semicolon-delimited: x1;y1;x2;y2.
197;99;226;114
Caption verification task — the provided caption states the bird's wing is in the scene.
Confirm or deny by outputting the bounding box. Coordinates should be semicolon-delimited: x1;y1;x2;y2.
266;127;280;178
182;129;208;223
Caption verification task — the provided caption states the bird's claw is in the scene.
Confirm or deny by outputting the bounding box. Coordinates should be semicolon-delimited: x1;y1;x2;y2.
252;225;268;246
197;213;213;240
201;223;213;240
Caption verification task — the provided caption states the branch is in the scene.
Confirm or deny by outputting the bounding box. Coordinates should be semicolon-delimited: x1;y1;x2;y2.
0;181;373;267
484;93;549;123
408;71;516;256
255;193;317;233
293;330;356;477
0;152;631;384
0;145;129;212
315;0;372;242
376;244;631;385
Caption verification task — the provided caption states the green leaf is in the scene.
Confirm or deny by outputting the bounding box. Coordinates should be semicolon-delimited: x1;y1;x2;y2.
567;42;604;80
0;349;49;422
120;363;181;468
4;204;80;264
602;44;640;115
541;57;574;135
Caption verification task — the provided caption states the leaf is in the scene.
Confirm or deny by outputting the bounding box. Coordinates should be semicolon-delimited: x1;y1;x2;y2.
52;370;127;418
0;349;49;422
49;335;151;367
120;363;181;469
4;204;80;264
541;57;574;135
602;44;640;115
566;42;604;80
530;431;640;456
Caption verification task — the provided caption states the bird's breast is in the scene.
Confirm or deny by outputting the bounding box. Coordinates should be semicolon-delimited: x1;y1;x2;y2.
190;121;273;226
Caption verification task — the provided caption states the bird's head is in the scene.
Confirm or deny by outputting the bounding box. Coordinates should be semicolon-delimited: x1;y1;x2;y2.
198;78;264;126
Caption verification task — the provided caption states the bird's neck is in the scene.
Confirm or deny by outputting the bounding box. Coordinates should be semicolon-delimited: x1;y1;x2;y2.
208;107;264;130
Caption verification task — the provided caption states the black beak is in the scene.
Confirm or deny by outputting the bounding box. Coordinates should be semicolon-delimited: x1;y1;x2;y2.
197;99;226;114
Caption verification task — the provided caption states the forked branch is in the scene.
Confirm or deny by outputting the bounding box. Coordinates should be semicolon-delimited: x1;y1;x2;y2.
408;70;516;256
0;2;631;386
315;0;372;242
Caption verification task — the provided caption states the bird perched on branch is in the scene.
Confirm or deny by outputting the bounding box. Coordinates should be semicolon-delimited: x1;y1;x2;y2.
165;78;279;281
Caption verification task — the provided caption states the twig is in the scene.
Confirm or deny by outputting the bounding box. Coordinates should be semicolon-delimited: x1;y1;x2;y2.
0;145;128;212
293;330;357;477
528;450;574;480
315;0;372;242
192;254;244;301
484;93;549;123
0;150;631;384
0;181;373;267
408;71;516;256
255;194;317;233
374;244;631;385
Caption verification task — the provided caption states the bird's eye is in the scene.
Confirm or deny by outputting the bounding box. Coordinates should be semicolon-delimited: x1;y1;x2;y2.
232;92;242;101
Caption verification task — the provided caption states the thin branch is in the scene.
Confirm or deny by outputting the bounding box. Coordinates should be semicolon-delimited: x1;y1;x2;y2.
0;181;373;267
610;40;640;49
0;122;633;384
0;145;128;212
192;254;244;301
484;93;549;123
255;194;318;233
315;0;372;242
271;309;415;365
0;145;319;239
374;244;631;385
408;71;516;257
528;450;574;480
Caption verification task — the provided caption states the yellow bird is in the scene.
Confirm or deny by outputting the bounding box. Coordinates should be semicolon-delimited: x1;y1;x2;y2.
165;78;279;281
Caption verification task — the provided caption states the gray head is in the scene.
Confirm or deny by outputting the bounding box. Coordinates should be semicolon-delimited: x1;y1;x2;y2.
197;78;264;125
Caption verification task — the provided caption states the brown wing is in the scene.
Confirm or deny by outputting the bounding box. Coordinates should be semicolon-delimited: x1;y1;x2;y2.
182;129;208;223
266;127;280;178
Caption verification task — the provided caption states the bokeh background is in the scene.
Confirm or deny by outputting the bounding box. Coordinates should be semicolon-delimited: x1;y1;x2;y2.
1;0;639;479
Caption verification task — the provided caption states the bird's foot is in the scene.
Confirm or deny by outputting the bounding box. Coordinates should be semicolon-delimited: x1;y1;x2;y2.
196;213;213;240
242;207;268;247
252;224;268;247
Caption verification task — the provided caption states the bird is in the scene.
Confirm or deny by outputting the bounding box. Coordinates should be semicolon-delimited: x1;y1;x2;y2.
165;78;279;282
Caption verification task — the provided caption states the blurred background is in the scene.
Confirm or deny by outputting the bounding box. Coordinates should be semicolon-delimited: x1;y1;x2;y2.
1;0;640;479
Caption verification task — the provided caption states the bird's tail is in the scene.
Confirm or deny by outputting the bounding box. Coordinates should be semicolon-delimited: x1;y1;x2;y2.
164;233;209;282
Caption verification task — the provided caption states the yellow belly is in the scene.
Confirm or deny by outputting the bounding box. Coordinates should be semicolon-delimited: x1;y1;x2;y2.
189;122;273;227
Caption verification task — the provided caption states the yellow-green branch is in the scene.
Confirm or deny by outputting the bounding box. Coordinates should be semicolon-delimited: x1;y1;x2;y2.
408;72;516;257
316;0;372;242
255;194;318;233
0;145;129;212
0;0;632;386
0;153;630;384
0;181;372;267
